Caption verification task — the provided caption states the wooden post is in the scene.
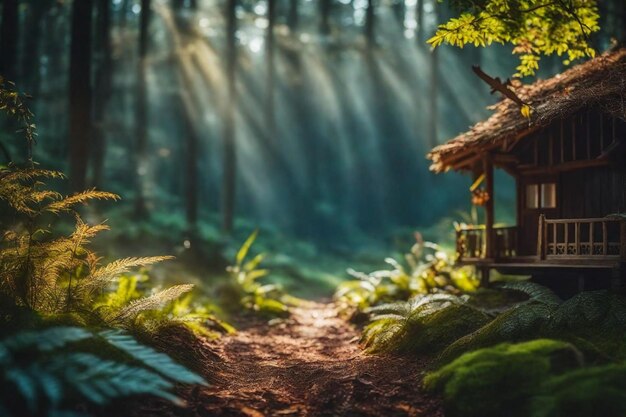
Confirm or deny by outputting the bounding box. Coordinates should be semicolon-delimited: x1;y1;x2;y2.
589;222;594;255
537;214;546;259
483;153;495;259
619;220;626;262
603;221;608;256
575;222;580;255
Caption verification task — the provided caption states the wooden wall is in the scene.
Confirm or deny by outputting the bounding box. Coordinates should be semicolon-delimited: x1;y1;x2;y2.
510;108;626;255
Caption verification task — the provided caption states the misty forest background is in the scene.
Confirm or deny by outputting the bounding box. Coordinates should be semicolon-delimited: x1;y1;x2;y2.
1;0;625;295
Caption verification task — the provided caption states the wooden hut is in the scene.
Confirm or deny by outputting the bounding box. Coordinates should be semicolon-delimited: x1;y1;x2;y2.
428;48;626;287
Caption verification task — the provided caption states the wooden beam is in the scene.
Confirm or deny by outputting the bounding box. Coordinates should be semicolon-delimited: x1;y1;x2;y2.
484;153;495;259
519;158;610;175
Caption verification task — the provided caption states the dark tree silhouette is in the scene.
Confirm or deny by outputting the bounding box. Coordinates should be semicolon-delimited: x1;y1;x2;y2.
69;0;94;192
92;0;113;188
222;0;237;233
0;0;18;81
171;0;200;229
135;0;151;216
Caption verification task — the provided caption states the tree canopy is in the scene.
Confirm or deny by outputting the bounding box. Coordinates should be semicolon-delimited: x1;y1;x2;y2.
428;0;600;76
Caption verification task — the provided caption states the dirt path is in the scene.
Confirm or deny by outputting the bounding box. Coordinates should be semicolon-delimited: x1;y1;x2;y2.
175;301;444;417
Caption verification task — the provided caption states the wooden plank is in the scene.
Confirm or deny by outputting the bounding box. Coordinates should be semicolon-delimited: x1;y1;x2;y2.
538;214;546;259
552;223;557;255
560;118;565;163
545;217;615;224
484;153;495;259
599;113;604;153
575;222;580;255
564;222;569;254
572;117;576;160
589;222;594;256
603;221;608;255
586;109;591;159
548;132;554;166
619;220;626;262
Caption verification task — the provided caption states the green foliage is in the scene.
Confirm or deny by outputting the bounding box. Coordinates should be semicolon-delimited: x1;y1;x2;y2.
439;282;562;362
440;301;554;363
0;326;206;417
425;339;583;417
335;236;479;314
532;364;626;417
0;163;176;315
362;293;490;354
429;0;600;76
0;77;36;157
94;273;235;337
225;230;288;316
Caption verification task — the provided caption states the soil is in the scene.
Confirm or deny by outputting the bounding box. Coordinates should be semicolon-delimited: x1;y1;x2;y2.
127;301;444;417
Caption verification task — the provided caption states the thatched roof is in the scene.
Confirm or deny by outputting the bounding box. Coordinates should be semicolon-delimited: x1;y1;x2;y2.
428;47;626;173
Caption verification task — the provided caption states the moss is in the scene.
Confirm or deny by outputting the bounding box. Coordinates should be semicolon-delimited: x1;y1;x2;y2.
546;291;626;360
439;302;555;364
398;303;491;354
531;364;626;417
425;339;583;417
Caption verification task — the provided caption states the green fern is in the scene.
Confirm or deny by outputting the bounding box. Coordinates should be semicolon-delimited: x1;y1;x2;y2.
334;235;479;314
226;230;288;316
498;281;562;308
439;301;557;364
0;326;207;417
362;294;489;354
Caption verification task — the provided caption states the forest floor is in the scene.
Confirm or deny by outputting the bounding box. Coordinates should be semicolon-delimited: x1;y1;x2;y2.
132;301;444;417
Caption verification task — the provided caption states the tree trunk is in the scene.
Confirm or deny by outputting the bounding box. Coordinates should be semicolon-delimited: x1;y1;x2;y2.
92;0;113;188
171;1;200;229
21;1;51;95
0;0;18;81
69;0;94;192
416;0;424;45
320;0;331;36
134;0;150;217
365;0;375;45
222;0;237;233
288;0;298;31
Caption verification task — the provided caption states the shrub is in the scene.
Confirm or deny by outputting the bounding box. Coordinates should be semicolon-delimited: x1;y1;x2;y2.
425;339;583;417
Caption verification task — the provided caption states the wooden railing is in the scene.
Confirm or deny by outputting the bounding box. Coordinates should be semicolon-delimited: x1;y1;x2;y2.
456;225;518;261
537;215;626;261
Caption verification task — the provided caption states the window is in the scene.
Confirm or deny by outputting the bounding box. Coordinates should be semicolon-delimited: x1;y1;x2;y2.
526;184;539;209
526;183;557;209
541;183;557;208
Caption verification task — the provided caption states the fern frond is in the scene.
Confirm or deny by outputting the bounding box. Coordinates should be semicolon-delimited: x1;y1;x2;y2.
236;229;258;266
500;282;561;307
99;330;206;385
87;256;174;289
0;327;91;357
46;353;181;405
44;189;119;214
114;284;195;321
366;301;411;317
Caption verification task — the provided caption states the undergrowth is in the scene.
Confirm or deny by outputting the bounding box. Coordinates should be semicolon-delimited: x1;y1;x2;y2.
0;81;219;415
0;326;206;417
221;230;290;316
334;233;478;316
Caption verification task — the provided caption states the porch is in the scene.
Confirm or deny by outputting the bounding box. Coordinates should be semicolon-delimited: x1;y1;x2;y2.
456;216;626;267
